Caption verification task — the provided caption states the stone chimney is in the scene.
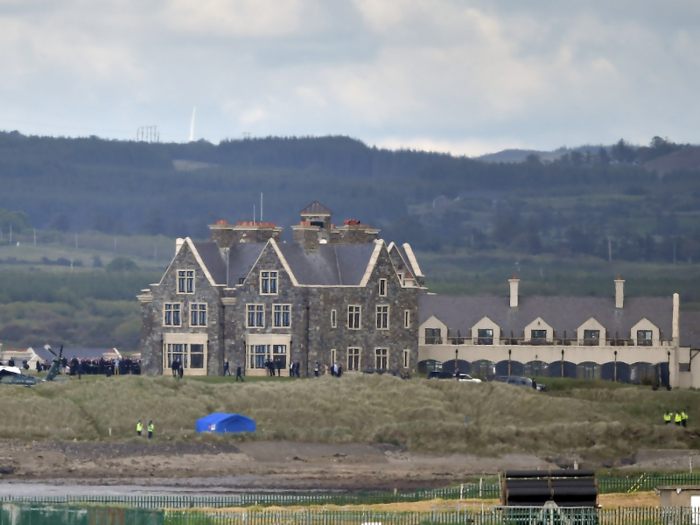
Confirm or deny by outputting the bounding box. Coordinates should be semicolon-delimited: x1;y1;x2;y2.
509;276;519;308
175;238;185;256
209;220;282;247
673;292;680;344
615;276;625;309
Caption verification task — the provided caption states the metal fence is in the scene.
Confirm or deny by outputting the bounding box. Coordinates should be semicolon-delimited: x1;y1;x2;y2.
2;473;700;511
162;507;700;525
0;502;163;525
3;503;700;525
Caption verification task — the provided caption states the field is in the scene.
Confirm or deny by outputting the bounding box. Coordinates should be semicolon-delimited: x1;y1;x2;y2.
0;374;698;459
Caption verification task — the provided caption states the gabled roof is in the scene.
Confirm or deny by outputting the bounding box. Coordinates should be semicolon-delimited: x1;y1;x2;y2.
419;294;673;339
193;242;227;285
276;242;378;285
227;242;268;286
300;201;332;216
681;312;700;349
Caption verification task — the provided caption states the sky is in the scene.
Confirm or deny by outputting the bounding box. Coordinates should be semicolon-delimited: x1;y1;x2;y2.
0;0;699;157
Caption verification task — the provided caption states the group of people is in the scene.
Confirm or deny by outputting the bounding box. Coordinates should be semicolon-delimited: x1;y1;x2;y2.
664;410;689;426
170;358;184;379
41;356;141;378
136;420;155;438
0;358;30;370
313;361;343;377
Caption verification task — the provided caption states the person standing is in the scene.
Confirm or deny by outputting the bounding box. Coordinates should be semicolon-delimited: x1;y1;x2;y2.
276;358;282;377
223;359;230;376
682;410;689;427
178;360;184;379
136;420;143;436
147;421;154;439
314;361;319;377
675;411;683;426
171;358;178;378
236;365;244;382
115;358;120;375
664;411;672;425
77;359;84;380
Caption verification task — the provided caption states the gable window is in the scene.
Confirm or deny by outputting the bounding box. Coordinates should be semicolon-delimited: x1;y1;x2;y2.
375;348;388;370
190;304;207;327
261;271;278;294
397;272;404;286
273;304;291;327
583;330;600;346
247;304;264;327
637;330;653;346
403;349;410;368
178;270;194;294
404;310;411;328
331;309;337;328
378;278;387;296
164;303;181;326
348;347;360;371
376;305;389;329
425;328;442;345
531;330;547;344
348;305;361;329
477;329;494;345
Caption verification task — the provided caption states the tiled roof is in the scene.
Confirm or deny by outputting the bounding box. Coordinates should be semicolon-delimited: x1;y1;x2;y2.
227;242;267;286
277;243;376;285
193;242;227;284
300;201;332;216
681;312;700;349
419;294;673;339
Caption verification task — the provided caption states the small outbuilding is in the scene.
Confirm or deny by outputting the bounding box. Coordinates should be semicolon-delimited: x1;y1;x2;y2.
659;486;700;508
195;413;256;434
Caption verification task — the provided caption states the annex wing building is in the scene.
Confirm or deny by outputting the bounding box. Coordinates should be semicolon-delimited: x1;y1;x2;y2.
418;277;700;388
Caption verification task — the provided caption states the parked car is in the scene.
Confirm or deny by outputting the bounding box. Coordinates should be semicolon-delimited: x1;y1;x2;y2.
494;375;546;391
428;371;482;383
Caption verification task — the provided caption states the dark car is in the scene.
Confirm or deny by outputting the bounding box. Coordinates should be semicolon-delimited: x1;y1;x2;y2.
494;375;546;391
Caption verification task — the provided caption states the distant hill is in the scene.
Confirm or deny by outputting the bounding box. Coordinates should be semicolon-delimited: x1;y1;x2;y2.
476;146;604;164
644;146;700;175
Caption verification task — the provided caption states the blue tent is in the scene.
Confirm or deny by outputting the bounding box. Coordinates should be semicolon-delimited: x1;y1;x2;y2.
195;413;256;434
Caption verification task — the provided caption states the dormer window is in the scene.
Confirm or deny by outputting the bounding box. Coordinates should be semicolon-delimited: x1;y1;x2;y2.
425;328;442;345
583;330;600;346
531;330;547;344
261;271;278;294
477;329;494;345
637;330;653;346
178;270;194;294
378;278;387;296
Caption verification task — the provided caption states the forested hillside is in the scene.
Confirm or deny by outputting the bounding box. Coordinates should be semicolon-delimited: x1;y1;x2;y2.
1;131;699;265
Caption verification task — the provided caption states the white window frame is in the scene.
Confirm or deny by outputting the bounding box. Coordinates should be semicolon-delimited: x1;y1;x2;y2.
404;310;411;328
378;278;387;297
273;304;291;328
375;348;388;370
397;272;404;286
403;349;410;369
164;303;181;326
331;309;337;328
330;348;337;365
260;270;278;295
247;304;265;328
348;305;361;330
178;270;195;294
190;303;207;327
376;305;389;330
347;347;361;371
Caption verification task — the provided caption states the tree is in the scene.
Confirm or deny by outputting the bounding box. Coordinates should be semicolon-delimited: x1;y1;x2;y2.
611;139;636;163
49;213;70;232
105;256;139;272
